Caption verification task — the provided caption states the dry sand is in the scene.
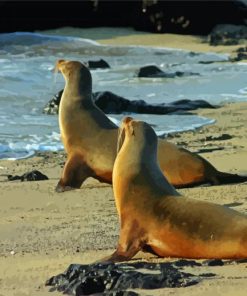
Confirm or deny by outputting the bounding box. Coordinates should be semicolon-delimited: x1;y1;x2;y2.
0;29;247;295
41;26;245;54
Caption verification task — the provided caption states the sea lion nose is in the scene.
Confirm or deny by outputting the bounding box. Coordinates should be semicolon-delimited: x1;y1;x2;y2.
54;59;66;72
123;116;133;125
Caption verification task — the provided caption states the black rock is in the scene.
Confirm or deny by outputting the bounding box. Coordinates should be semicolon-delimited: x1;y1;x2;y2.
136;65;199;78
136;65;170;78
76;276;106;295
203;259;224;266
198;61;216;64
173;259;202;267
199;273;216;278
196;147;225;154
88;59;110;69
169;99;215;110
234;52;247;61
209;24;247;46
93;91;177;114
230;46;247;62
104;292;139;296
230;47;247;61
43;90;63;115
204;133;233;141
8;170;48;182
44;90;215;116
236;46;247;53
46;261;203;295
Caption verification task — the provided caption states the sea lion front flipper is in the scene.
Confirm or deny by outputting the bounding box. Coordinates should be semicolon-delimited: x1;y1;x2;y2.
96;245;140;264
55;155;92;192
96;219;147;263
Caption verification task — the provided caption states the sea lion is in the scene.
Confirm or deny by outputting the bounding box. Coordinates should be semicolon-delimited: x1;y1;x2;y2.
99;117;247;262
55;59;247;192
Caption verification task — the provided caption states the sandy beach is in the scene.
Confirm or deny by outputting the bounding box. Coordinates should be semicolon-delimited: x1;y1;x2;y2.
0;30;247;295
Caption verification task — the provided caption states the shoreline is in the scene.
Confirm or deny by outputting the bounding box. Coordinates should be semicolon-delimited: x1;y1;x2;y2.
0;29;247;295
1;27;247;161
2;100;246;175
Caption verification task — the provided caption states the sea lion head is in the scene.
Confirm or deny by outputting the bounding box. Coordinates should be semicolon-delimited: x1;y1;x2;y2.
117;116;158;157
55;59;92;94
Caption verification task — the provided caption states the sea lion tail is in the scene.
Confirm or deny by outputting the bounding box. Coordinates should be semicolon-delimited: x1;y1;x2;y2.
215;171;247;185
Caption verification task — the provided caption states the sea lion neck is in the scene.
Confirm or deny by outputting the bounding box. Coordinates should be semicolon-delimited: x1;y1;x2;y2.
63;74;92;102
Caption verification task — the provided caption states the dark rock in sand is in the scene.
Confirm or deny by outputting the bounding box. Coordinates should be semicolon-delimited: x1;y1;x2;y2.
199;273;216;278
196;147;225;154
136;65;199;78
43;90;215;116
198;61;217;64
209;24;247;46
233;52;247;61
173;259;202;267
237;46;247;53
203;259;224;266
8;170;48;182
46;261;202;295
230;46;247;62
204;134;233;141
88;59;110;69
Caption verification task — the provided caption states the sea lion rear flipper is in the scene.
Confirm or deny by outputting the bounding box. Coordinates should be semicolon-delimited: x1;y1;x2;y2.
212;171;247;185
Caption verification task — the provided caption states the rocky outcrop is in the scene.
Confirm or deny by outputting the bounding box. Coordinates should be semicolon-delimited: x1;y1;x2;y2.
230;46;247;61
88;59;110;69
209;24;247;46
7;170;48;181
43;90;215;115
136;65;199;78
46;261;205;295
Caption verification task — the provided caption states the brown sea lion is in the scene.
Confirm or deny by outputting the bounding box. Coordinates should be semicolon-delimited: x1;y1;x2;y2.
55;59;247;192
99;117;247;262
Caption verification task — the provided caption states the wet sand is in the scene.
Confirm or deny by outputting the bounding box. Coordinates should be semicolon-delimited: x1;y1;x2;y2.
0;29;247;295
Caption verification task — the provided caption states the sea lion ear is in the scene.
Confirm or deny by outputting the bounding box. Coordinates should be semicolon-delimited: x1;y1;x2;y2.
54;59;65;73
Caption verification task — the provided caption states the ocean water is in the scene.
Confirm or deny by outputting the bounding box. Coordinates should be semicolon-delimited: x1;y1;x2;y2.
0;31;247;160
